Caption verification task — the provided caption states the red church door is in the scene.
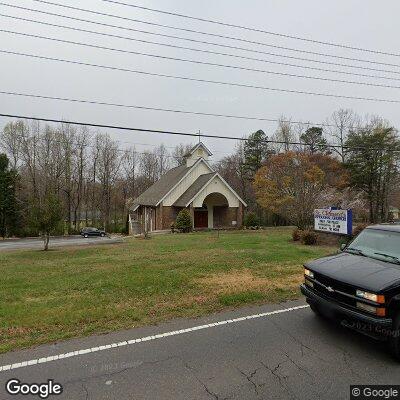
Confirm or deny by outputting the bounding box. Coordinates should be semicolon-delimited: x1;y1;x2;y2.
194;210;208;228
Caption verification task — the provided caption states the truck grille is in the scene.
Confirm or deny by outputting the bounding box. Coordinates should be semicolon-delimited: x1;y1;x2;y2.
312;273;358;308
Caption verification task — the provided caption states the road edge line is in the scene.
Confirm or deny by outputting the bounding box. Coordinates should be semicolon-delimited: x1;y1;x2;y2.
0;304;309;373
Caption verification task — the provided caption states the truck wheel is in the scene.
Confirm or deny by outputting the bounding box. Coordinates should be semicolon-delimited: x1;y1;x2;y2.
389;313;400;361
84;234;88;238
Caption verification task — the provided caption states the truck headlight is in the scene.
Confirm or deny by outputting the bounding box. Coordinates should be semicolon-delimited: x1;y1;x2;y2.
356;290;385;304
304;268;314;279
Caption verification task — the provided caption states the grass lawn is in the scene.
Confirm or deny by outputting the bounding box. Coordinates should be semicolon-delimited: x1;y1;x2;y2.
0;228;336;353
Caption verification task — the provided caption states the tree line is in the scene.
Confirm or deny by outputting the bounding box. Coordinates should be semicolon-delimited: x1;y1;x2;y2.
1;108;400;242
216;109;400;228
0;119;192;239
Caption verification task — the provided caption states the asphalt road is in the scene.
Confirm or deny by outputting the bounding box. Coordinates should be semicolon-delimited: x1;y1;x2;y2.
0;300;399;400
0;236;123;251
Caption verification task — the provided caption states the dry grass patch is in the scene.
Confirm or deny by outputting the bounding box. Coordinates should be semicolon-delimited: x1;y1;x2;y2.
197;269;269;294
197;268;304;295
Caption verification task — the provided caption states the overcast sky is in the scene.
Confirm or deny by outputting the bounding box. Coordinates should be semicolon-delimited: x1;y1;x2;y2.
1;0;400;162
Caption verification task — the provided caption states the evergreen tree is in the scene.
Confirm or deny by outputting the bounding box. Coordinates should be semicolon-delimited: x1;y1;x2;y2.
300;127;328;154
243;130;272;177
345;126;400;223
0;153;19;238
175;209;192;233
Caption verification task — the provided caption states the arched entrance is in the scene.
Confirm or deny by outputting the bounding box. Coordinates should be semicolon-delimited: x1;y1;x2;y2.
194;192;229;229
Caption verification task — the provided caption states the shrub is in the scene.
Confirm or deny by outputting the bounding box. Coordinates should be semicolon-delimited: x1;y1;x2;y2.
175;209;192;233
292;228;302;241
353;223;368;237
244;212;260;228
301;230;317;245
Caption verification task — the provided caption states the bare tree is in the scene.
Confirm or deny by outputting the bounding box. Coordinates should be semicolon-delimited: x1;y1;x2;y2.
155;144;170;178
272;116;295;153
58;122;77;230
326;109;358;162
19;121;40;198
292;122;310;152
37;124;65;194
96;133;121;229
71;127;90;230
123;147;139;199
0;120;24;169
139;150;158;187
216;142;252;206
171;144;191;166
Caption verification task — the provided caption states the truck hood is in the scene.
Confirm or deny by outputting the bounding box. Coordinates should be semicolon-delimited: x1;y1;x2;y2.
305;252;400;292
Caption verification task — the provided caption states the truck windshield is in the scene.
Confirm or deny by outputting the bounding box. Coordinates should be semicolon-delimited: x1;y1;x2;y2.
346;228;400;264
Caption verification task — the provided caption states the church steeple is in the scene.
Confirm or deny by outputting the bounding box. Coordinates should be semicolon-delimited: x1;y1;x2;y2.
185;142;213;167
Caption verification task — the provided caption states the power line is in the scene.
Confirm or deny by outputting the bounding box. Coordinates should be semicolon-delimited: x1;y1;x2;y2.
3;13;400;82
101;0;400;59
24;0;400;69
4;29;400;91
0;90;385;134
0;90;326;126
0;113;399;153
0;115;220;161
0;113;242;141
25;137;228;163
4;5;400;77
3;49;400;104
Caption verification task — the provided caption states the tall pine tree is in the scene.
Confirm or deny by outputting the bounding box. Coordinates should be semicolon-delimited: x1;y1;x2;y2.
0;153;19;238
300;127;328;154
345;126;400;223
243;130;273;177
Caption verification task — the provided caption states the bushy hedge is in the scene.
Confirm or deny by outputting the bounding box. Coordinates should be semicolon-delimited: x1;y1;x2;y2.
292;228;302;241
300;230;318;245
244;212;260;228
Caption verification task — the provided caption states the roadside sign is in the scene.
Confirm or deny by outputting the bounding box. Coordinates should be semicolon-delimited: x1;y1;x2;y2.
314;208;352;235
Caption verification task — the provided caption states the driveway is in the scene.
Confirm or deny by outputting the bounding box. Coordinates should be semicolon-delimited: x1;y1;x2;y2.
0;300;398;399
0;236;123;251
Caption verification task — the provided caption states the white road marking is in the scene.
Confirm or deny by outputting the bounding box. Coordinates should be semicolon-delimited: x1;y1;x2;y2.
0;304;309;373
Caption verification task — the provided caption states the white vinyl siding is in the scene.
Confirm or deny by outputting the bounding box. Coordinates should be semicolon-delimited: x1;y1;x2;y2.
192;176;240;208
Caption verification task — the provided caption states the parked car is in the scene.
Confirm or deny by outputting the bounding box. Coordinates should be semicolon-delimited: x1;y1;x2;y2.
80;227;107;238
301;224;400;359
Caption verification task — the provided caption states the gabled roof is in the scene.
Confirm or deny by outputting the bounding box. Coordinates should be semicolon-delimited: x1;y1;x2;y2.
185;142;213;157
173;173;216;207
155;157;214;206
130;164;189;208
173;171;247;208
130;146;246;210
